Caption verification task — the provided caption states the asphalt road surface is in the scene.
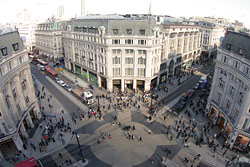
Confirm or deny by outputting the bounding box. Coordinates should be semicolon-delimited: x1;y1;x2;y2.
31;65;87;117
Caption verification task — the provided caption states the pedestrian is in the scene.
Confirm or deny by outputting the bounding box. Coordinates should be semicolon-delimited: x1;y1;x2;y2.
59;153;62;158
148;128;151;134
139;137;142;142
108;134;111;139
222;149;227;157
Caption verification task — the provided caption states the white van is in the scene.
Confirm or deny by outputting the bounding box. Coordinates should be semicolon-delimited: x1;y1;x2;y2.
199;76;207;83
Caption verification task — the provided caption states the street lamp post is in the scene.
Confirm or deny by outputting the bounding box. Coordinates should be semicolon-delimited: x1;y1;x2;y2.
73;131;85;162
97;95;102;120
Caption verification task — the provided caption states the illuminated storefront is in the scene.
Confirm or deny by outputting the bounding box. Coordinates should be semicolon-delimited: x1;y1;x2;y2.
233;134;250;152
208;106;218;122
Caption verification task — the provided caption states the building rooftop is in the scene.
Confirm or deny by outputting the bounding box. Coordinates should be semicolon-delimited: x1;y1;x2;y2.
221;31;250;59
0;30;24;58
76;14;127;20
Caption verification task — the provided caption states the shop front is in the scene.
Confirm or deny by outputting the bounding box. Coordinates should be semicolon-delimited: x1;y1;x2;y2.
160;72;168;84
208;106;218;122
82;68;88;80
75;65;81;76
217;113;226;130
224;122;233;139
233;134;250;152
174;65;181;76
151;77;158;89
101;77;107;89
137;80;145;91
89;72;97;84
113;80;121;89
125;80;133;90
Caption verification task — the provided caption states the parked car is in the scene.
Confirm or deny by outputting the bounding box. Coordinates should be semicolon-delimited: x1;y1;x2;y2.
58;80;66;87
54;77;61;83
64;84;73;92
193;83;199;89
187;89;195;98
180;92;188;101
176;101;186;111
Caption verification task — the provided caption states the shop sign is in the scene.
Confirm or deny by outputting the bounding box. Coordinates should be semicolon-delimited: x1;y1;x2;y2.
125;80;132;84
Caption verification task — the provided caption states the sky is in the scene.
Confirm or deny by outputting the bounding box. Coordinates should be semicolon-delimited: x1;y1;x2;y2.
0;0;250;27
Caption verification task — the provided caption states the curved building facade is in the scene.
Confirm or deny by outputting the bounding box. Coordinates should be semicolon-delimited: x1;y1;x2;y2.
0;30;41;157
206;31;250;152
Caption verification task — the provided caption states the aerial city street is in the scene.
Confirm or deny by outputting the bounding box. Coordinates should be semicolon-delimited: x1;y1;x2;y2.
1;0;250;167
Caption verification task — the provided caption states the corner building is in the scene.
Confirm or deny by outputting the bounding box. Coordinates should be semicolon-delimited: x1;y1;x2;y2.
206;31;250;152
63;15;162;91
0;31;41;157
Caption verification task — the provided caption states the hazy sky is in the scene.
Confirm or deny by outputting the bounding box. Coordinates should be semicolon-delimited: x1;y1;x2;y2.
1;0;250;27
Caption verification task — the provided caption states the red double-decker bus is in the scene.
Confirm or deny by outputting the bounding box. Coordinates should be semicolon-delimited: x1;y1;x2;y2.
44;66;58;79
14;158;39;167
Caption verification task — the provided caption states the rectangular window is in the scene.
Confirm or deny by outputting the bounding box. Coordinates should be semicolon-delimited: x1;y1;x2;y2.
112;57;120;64
244;66;249;76
237;92;244;105
223;56;227;63
2;122;9;134
1;47;8;56
138;50;147;55
125;57;133;64
242;119;248;130
218;78;224;89
125;39;133;44
125;49;134;54
9;62;12;70
229;86;235;97
21;79;27;90
231;108;239;122
112;68;120;76
138;57;146;65
216;91;222;103
12;89;17;99
138;68;145;76
225;99;231;111
125;68;133;75
12;43;19;51
138;40;146;45
112;49;121;54
112;39;120;44
16;104;21;115
113;29;119;35
139;29;145;35
25;96;29;104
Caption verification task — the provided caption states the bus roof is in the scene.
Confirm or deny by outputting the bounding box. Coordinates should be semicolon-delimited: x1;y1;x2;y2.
37;59;48;65
47;69;58;75
14;158;38;167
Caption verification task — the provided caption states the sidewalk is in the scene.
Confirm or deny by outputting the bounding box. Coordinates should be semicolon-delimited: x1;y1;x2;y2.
22;78;74;161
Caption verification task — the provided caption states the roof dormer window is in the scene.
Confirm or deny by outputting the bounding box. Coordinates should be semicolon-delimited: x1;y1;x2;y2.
227;44;232;51
1;47;7;56
113;29;119;35
239;48;244;55
12;43;19;51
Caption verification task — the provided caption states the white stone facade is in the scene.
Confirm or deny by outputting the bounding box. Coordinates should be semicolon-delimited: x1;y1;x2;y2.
63;16;162;91
0;31;41;157
206;31;250;151
35;21;65;60
159;24;201;84
200;26;225;57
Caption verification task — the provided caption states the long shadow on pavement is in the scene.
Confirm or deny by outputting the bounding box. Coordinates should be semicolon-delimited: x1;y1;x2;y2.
75;110;118;134
134;144;182;167
131;111;168;134
64;144;111;167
